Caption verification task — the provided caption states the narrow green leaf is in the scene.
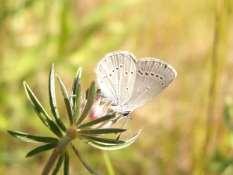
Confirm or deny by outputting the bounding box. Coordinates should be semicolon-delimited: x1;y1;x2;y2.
77;81;96;125
49;64;60;121
52;155;64;175
8;130;58;143
49;64;66;131
85;88;89;100
23;82;62;137
72;68;82;122
72;67;82;109
80;135;125;144
78;128;126;135
64;152;69;175
48;120;63;137
79;114;116;128
23;81;51;127
88;130;142;151
26;142;57;157
57;75;73;125
73;82;81;122
71;69;79;104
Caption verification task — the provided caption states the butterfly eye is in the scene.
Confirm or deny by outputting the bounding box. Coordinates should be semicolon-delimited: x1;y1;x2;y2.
145;72;149;76
131;71;134;74
164;64;167;69
159;76;163;80
119;64;123;68
125;71;128;75
122;111;130;116
151;73;155;76
155;74;159;77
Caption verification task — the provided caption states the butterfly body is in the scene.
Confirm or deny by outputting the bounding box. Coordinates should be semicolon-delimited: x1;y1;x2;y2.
96;51;177;114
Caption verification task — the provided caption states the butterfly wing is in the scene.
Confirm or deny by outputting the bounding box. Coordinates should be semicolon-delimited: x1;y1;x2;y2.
124;58;177;111
96;51;137;110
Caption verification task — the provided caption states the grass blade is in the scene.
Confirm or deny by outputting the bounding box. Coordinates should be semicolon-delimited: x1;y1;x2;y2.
26;142;57;157
8;130;58;143
79;114;116;128
64;152;69;175
52;155;64;175
57;75;73;125
76;81;96;125
78;128;126;135
49;64;66;131
88;130;142;151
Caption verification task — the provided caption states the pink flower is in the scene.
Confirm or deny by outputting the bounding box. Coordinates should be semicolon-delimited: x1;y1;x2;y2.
89;96;108;120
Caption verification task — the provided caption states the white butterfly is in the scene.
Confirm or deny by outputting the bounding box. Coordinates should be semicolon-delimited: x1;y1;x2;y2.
96;51;177;115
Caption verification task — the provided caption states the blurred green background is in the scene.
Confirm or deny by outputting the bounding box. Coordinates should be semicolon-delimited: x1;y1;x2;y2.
0;0;233;174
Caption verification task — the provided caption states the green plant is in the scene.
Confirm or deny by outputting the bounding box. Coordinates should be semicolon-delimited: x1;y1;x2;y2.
209;98;233;174
8;64;140;175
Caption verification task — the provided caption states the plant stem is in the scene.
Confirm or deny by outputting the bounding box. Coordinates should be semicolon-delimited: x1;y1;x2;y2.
103;152;115;175
204;0;231;155
71;144;99;175
201;0;231;173
42;136;72;175
42;149;61;175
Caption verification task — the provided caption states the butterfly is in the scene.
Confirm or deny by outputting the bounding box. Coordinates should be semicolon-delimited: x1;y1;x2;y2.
96;51;177;115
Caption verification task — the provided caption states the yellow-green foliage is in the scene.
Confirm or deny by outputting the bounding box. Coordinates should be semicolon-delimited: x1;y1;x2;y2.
0;0;233;174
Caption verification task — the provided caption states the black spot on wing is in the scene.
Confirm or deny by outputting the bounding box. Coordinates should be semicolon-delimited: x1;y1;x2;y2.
138;70;143;75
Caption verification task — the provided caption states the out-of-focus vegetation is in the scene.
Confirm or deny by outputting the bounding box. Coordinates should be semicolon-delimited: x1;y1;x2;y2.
0;0;233;174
